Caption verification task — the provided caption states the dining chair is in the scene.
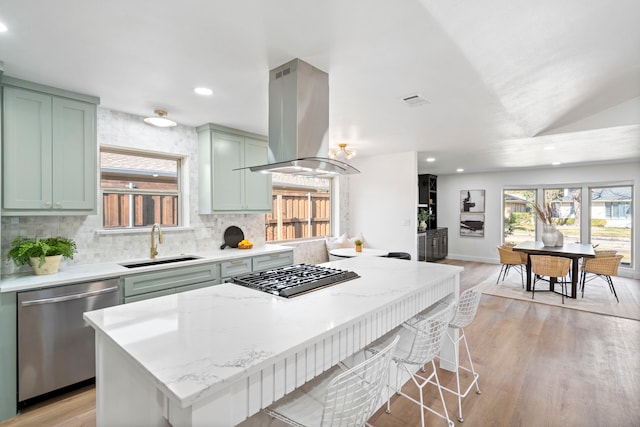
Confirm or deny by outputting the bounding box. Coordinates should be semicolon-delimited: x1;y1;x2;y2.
368;300;457;427
531;255;571;304
580;254;623;302
496;245;525;287
264;335;400;427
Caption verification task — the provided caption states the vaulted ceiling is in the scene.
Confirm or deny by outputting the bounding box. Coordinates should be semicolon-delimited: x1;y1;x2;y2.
0;0;638;174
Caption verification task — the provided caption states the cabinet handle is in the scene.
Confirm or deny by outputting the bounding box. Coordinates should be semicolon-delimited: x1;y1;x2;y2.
44;201;51;207
55;201;62;207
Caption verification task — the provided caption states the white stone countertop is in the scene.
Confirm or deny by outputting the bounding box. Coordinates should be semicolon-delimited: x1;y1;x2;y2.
0;244;293;293
83;257;463;409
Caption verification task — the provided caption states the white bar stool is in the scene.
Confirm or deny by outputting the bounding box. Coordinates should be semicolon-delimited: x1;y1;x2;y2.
264;335;399;426
369;300;457;427
439;288;482;423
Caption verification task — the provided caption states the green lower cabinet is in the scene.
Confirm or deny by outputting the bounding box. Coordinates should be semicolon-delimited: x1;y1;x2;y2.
252;251;294;272
122;263;221;303
124;288;176;304
0;292;17;421
220;258;252;279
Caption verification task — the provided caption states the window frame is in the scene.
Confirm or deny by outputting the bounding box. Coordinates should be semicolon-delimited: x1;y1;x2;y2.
99;145;186;230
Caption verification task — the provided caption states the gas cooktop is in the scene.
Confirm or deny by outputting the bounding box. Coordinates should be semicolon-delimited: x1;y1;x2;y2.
229;264;360;298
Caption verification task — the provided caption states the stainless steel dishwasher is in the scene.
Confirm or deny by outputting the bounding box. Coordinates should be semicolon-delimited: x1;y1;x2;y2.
17;278;121;403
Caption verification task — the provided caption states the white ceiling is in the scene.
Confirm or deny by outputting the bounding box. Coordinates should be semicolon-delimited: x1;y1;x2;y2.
1;0;638;175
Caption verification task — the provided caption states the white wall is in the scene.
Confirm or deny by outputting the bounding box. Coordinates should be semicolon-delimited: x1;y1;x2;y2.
348;152;418;258
437;161;640;278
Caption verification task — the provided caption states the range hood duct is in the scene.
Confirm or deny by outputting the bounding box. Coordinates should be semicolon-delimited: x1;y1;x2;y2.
248;58;359;177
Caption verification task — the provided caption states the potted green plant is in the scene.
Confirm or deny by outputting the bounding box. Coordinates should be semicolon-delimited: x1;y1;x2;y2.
354;239;363;252
418;209;431;231
8;236;77;275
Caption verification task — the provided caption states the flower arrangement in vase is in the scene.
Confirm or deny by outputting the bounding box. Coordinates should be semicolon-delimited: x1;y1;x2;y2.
530;203;559;246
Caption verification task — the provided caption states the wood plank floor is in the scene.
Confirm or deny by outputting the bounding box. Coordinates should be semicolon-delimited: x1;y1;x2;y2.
2;260;639;427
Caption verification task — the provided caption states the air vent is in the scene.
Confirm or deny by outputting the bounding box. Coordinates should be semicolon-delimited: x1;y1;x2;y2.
401;94;430;106
275;68;291;79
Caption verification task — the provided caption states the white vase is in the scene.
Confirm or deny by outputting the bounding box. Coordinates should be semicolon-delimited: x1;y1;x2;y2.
554;230;564;247
541;225;558;246
418;220;427;232
29;255;62;275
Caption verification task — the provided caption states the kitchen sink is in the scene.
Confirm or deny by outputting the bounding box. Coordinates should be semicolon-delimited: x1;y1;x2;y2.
119;255;202;269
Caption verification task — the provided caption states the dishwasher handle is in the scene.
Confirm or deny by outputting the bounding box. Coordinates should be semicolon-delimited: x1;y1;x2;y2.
20;286;120;307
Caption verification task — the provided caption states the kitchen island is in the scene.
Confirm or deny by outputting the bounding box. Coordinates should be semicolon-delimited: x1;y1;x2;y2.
83;257;462;427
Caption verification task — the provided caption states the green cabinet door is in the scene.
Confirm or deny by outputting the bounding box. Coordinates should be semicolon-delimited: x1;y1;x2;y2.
244;137;272;211
2;87;53;210
1;80;97;215
212;132;244;211
0;292;17;421
52;97;96;211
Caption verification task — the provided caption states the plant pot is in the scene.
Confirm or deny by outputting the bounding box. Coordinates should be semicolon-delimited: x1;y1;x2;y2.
418;220;427;232
355;245;362;253
541;225;558;247
29;255;63;275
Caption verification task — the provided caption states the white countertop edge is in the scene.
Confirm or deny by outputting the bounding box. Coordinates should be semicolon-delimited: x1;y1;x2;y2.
0;244;294;293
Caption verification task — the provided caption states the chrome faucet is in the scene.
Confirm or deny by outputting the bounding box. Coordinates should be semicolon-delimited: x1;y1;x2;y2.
150;223;163;259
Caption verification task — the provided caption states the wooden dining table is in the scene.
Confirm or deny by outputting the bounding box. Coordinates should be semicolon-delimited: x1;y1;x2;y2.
512;241;596;298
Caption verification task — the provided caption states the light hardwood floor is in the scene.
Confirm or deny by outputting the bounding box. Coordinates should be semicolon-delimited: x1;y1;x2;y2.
2;260;639;427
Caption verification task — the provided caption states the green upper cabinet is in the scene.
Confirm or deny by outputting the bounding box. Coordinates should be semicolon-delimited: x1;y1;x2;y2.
197;123;272;213
2;78;99;215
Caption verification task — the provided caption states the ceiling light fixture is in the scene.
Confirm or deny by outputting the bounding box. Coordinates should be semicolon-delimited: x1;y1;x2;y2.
456;168;464;173
144;109;177;128
328;143;356;160
426;157;436;162
0;22;7;32
194;87;213;96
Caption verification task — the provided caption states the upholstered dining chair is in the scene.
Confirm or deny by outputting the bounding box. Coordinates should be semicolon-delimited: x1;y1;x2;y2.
496;245;526;287
264;335;399;427
580;254;623;302
531;255;571;304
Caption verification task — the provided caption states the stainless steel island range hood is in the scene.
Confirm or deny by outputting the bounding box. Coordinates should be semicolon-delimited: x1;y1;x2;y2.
248;58;359;176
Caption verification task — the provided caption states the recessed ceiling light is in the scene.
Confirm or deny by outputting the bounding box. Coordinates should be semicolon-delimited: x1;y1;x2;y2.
426;157;436;162
0;22;8;32
194;87;213;96
551;162;562;166
456;168;464;173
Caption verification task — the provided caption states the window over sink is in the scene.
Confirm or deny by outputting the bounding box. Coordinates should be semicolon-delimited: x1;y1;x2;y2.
100;147;182;229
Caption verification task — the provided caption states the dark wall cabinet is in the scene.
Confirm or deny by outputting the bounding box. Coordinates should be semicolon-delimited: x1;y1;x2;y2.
418;228;448;262
418;174;437;229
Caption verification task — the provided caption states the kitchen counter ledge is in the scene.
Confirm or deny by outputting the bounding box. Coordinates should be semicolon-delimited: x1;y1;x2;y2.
84;257;462;426
0;244;293;293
